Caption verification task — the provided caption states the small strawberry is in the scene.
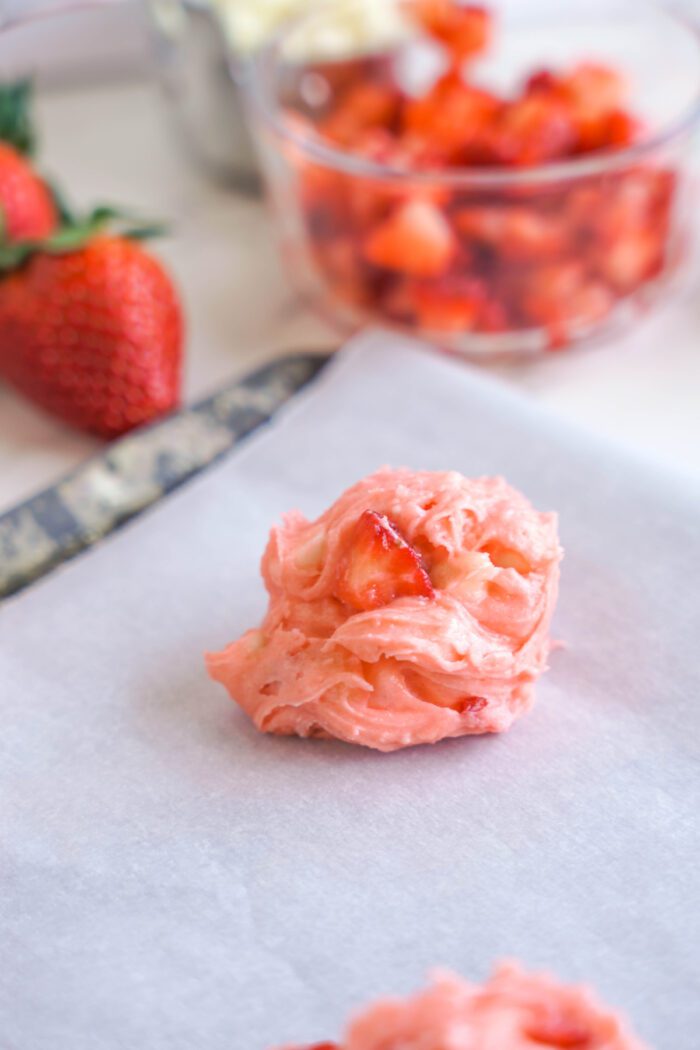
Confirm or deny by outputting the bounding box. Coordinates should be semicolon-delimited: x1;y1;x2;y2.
0;234;182;438
0;142;57;242
334;509;434;611
363;199;455;277
0;80;57;241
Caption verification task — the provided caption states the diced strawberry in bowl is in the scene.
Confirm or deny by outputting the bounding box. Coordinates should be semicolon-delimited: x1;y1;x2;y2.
363;199;455;277
252;0;695;354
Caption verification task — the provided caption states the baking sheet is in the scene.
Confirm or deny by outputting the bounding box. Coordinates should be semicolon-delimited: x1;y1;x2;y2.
1;331;698;1050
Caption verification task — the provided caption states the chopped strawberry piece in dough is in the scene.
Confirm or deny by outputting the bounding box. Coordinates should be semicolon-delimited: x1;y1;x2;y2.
334;510;435;611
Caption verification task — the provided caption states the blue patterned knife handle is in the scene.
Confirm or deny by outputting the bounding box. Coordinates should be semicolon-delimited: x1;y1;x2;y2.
0;352;329;600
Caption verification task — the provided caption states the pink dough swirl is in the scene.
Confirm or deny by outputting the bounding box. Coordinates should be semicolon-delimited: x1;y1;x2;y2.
276;963;648;1049
206;469;562;751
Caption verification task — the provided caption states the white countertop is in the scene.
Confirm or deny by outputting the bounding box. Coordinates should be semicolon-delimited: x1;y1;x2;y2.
1;76;699;514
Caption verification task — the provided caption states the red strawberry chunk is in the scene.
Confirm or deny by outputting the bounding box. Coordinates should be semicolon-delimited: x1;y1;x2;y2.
525;1016;592;1047
334;510;435;612
599;108;641;150
532;62;628;153
363;199;455;277
478;294;509;332
402;74;501;163
413;276;485;331
562;62;626;120
413;1;492;62
455;206;566;260
292;1044;339;1050
320;83;401;147
599;230;661;291
524;68;563;96
481;96;577;165
517;261;614;348
519;261;594;323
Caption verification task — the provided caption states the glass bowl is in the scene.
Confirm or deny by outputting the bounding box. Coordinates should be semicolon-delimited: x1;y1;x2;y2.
247;0;700;357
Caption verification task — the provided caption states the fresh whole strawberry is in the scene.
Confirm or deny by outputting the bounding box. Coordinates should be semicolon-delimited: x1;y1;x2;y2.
0;81;57;241
0;141;57;241
0;235;183;438
0;79;182;437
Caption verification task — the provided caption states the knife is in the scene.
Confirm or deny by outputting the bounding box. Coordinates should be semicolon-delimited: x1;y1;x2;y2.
0;351;330;600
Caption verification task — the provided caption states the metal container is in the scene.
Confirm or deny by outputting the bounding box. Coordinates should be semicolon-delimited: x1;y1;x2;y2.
148;0;260;192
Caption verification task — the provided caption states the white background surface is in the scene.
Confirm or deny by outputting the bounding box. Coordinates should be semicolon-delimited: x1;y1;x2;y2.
2;335;699;1050
0;5;699;511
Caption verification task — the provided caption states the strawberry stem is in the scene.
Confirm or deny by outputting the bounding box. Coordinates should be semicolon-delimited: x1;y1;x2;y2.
0;79;36;156
0;205;168;272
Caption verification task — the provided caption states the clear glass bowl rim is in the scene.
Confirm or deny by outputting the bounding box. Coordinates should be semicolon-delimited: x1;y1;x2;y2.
247;0;700;188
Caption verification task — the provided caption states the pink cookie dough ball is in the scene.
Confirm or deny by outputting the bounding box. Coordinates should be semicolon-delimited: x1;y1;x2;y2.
206;469;562;751
278;963;648;1050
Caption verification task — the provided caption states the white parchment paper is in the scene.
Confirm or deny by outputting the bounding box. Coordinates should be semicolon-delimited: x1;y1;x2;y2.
1;332;699;1050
